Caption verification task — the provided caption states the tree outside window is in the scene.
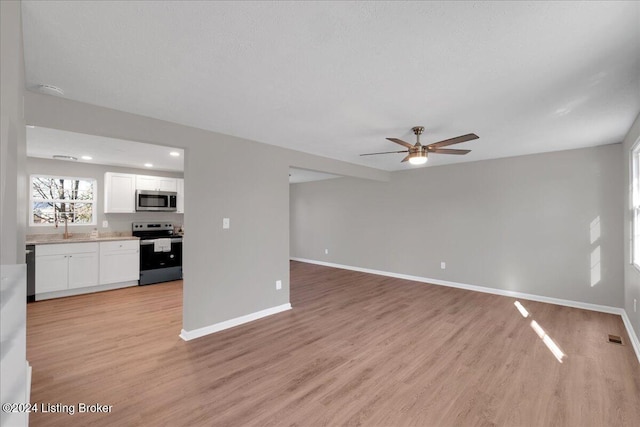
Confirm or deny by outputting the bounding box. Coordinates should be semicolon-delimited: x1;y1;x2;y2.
31;176;96;225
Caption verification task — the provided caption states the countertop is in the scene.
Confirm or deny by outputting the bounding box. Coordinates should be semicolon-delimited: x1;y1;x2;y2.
26;234;139;245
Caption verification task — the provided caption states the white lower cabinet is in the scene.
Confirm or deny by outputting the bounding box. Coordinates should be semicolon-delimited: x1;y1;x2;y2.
36;243;99;294
68;252;100;289
35;240;140;298
35;254;69;293
99;240;140;285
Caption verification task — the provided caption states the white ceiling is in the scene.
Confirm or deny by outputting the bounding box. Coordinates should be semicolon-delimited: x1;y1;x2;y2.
21;1;640;171
27;127;184;172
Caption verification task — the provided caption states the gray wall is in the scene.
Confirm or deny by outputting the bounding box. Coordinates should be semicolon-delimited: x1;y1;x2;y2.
26;157;184;235
23;90;387;333
0;2;29;425
1;0;27;265
291;144;624;308
623;113;640;340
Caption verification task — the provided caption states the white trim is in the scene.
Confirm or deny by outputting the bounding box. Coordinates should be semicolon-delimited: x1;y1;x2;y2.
291;257;640;364
29;174;98;227
180;303;292;341
26;362;32;426
291;258;623;314
621;310;640;364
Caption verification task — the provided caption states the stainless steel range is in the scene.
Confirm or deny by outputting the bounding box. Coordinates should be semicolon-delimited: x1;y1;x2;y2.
132;222;183;285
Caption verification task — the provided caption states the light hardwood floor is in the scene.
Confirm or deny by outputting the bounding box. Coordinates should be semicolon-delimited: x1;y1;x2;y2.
27;261;640;426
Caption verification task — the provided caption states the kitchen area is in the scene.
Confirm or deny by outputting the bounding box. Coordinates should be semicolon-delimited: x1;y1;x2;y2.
25;126;185;302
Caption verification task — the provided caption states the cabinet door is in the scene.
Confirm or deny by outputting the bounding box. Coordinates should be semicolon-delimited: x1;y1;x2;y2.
36;254;68;293
176;178;184;213
67;252;99;289
105;173;135;213
158;178;177;192
100;241;140;285
136;175;158;191
135;175;177;192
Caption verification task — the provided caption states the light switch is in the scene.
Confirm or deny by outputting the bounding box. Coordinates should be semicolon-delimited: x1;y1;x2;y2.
223;218;230;229
440;262;446;269
102;220;109;228
276;280;282;290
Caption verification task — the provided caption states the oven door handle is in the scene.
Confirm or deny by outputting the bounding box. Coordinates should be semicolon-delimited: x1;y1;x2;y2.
140;238;183;246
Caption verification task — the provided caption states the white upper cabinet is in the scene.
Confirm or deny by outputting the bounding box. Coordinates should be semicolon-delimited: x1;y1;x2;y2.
136;175;177;192
176;178;184;213
104;172;136;213
105;172;182;214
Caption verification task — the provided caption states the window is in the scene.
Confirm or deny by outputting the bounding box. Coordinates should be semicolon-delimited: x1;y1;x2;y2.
632;141;640;269
30;175;97;226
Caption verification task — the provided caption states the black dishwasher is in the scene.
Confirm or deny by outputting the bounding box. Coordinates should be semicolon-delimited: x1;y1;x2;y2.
26;244;35;302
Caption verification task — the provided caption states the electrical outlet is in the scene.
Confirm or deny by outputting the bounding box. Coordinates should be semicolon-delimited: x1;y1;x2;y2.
223;218;230;229
102;220;108;228
276;280;282;290
440;262;446;269
325;249;329;255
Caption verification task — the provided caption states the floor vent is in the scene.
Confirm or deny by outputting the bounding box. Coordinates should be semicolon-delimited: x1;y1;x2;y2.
608;334;623;345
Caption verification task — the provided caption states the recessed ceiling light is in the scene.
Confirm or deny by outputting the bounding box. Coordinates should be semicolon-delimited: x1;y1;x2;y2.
144;163;153;168
169;151;180;157
26;125;36;129
81;155;93;160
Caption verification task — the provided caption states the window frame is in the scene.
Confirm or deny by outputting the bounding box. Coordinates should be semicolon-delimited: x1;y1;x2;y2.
631;139;640;271
29;174;97;227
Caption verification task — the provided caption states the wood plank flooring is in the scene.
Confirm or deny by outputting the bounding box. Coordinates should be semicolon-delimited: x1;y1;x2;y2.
27;261;640;426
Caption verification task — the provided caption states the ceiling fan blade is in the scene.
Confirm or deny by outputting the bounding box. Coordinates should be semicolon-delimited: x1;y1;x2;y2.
386;138;414;149
428;148;471;155
428;133;479;149
360;150;409;156
401;154;411;163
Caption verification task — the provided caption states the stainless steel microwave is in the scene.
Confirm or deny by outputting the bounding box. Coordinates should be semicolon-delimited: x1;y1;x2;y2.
135;190;177;212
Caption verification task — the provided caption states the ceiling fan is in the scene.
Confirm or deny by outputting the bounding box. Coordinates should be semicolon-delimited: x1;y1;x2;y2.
361;126;479;165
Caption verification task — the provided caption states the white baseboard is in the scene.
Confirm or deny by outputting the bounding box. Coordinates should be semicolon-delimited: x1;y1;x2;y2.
290;257;640;364
180;303;292;341
621;311;640;364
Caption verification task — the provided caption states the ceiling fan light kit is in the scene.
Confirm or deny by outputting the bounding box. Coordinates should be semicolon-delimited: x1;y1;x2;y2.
408;152;428;165
361;126;479;166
